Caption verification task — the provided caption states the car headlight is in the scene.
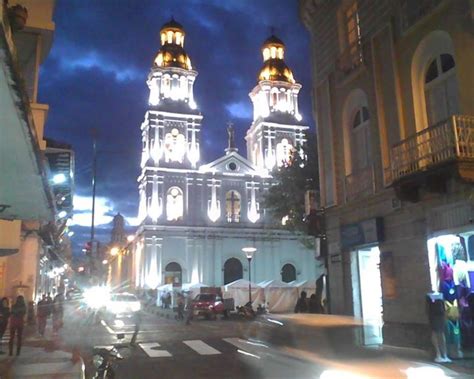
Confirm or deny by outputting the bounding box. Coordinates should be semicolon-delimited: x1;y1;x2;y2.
405;367;448;379
320;370;369;379
131;302;141;312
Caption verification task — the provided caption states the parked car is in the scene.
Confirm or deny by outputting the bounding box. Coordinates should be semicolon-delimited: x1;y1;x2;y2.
232;314;468;379
106;293;141;317
191;293;226;319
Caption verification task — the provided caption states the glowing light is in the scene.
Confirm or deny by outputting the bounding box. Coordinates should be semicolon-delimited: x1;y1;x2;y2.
77;266;84;272
58;210;68;219
320;370;369;379
83;286;110;309
67;231;74;237
127;235;135;242
52;173;67;184
208;183;220;222
110;247;119;256
102;259;108;265
166;187;184;221
247;186;260;223
242;247;257;260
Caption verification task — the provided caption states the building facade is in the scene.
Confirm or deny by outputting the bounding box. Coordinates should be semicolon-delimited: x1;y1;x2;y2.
129;20;322;291
0;0;73;301
301;0;474;350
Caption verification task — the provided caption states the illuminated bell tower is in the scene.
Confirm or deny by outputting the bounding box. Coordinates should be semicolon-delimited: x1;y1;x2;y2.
246;35;307;171
138;19;203;224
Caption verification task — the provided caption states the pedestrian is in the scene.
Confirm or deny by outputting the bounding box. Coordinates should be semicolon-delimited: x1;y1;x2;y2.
9;295;26;356
130;310;141;346
308;294;318;313
45;292;53;319
165;292;171;309
52;293;64;335
0;297;10;354
185;292;194;325
294;291;308;313
37;295;48;336
176;292;185;320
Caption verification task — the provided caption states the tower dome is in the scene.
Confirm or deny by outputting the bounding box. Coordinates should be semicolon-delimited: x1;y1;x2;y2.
154;18;192;70
258;35;295;83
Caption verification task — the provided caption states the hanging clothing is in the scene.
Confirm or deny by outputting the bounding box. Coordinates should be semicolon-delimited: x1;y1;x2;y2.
440;262;454;282
441;280;457;302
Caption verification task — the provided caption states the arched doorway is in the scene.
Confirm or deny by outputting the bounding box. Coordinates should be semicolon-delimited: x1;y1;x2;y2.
164;262;182;286
281;263;296;283
223;258;243;285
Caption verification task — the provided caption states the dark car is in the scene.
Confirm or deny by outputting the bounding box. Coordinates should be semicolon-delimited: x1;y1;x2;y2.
191;293;226;320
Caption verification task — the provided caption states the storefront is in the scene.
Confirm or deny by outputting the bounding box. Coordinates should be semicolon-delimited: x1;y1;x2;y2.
341;218;384;345
427;228;474;358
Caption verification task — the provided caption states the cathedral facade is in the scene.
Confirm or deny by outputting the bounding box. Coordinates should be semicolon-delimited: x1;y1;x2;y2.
130;19;321;290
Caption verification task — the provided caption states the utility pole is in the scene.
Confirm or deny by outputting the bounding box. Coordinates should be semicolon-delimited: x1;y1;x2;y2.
91;128;97;243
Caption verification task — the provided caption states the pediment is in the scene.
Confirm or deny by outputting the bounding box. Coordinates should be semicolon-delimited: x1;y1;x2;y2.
199;151;264;176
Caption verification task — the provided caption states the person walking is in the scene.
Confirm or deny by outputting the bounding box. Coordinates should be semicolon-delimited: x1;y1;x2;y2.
9;295;26;356
0;297;10;354
45;293;53;320
36;295;48;336
130;310;141;346
294;291;308;313
176;292;185;321
52;294;64;335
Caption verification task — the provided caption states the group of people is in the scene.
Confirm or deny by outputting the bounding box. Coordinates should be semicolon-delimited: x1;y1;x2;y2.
36;293;64;336
160;292;172;309
0;295;27;356
294;291;325;314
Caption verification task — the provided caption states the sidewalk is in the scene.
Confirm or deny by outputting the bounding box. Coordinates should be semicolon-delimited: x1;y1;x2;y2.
0;324;85;379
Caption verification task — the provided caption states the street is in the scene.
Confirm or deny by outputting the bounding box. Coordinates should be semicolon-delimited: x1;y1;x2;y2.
60;303;256;379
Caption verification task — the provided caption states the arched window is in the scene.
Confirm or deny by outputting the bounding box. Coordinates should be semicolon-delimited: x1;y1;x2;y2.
226;190;241;223
164;128;186;163
164;262;182;286
351;106;370;171
424;53;459;127
281;263;296;283
223;258;243;285
166;187;183;221
276;138;293;166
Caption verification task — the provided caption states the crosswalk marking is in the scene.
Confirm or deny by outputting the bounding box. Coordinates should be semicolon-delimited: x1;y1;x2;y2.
222;337;245;348
139;342;172;358
183;340;221;355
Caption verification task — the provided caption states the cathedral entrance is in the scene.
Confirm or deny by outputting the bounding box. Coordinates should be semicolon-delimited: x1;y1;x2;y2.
164;262;182;287
223;258;243;284
281;263;296;283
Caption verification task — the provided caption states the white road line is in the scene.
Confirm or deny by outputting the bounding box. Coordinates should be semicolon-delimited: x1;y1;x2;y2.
222;337;245;348
139;342;172;358
100;320;115;335
183;340;221;355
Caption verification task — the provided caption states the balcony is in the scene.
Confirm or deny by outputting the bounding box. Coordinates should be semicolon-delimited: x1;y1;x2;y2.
344;165;375;203
391;115;474;201
400;0;443;33
336;40;363;77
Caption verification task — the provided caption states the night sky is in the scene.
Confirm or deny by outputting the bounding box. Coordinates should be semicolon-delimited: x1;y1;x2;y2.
38;0;314;258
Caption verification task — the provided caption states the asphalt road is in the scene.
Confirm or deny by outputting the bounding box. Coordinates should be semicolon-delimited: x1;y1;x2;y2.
59;303;256;379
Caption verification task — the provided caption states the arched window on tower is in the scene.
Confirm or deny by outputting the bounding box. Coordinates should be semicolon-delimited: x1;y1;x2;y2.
226;190;241;223
281;263;296;283
276;138;293;166
164;128;186;163
166;186;183;221
424;53;459;127
351;106;370;172
223;258;243;285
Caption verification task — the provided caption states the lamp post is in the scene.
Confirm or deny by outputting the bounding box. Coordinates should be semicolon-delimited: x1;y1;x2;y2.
242;247;257;306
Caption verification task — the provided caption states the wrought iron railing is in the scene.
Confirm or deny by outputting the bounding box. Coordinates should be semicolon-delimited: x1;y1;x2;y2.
344;165;375;203
400;0;443;32
391;115;474;181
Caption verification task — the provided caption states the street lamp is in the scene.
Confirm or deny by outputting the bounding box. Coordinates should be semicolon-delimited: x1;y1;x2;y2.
242;247;257;306
110;247;119;256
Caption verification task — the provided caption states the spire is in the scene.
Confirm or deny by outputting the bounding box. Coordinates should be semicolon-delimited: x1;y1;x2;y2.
225;121;238;154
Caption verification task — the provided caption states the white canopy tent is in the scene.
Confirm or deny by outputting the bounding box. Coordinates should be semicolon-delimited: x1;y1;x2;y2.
222;279;264;308
259;279;298;313
156;283;173;306
181;282;211;300
291;279;316;296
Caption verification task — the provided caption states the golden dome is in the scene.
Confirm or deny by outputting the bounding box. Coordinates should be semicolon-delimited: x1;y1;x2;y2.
154;18;192;70
258;35;295;84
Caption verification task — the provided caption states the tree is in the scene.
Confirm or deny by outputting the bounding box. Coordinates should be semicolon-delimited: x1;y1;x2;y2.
263;131;319;240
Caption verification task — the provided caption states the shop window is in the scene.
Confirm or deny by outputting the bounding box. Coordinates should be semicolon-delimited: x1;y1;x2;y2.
166;186;183;221
424;53;459;127
226;190;241;223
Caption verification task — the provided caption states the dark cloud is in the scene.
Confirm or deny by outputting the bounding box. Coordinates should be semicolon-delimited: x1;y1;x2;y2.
38;0;313;256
